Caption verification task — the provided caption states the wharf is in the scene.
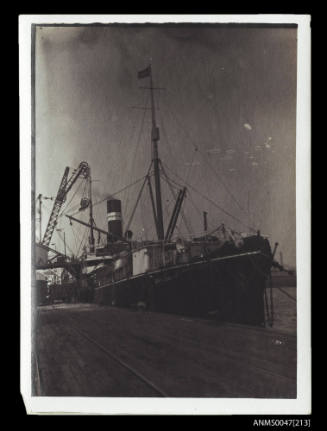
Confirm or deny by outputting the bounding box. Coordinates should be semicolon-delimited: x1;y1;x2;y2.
33;303;296;398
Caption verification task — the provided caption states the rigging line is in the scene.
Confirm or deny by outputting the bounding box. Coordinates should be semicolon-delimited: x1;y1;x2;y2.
56;230;74;257
207;223;224;236
70;224;78;256
159;171;184;190
77;227;88;257
160;173;180;191
69;222;80;257
66;204;91;218
58;176;84;217
161;161;253;231
82;175;89;197
69;174;149;215
121;175;155;231
124;93;150;213
187;131;246;215
59;184;93;216
173;210;189;239
59;202;83;217
159;106;186;166
159;94;198;204
184;146;199;185
124;162;153;233
186;190;203;218
163;91;249;217
128;91;149;171
162;59;199;180
63;177;85;215
139;190;149;241
161;168;204;234
198;148;249;214
159;161;191;228
125;176;147;234
211;61;228;146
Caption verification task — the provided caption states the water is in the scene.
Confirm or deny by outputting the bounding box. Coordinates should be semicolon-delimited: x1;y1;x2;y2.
269;287;296;334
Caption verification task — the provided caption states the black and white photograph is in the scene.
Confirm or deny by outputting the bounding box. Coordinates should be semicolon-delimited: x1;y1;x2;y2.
19;15;311;415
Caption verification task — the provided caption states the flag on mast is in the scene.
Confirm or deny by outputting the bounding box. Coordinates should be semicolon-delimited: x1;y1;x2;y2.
137;65;151;79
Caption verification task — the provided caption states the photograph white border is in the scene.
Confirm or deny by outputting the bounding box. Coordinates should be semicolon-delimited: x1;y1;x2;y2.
19;14;311;415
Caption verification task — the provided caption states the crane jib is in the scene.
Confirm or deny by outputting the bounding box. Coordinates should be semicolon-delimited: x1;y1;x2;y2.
41;162;90;247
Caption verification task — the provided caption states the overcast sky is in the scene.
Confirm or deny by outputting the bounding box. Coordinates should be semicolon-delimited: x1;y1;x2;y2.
34;24;297;266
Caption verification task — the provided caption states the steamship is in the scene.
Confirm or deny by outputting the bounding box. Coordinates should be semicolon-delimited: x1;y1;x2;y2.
89;65;274;326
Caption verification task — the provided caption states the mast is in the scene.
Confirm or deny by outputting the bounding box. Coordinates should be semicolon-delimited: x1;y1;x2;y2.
137;64;164;240
147;174;159;235
149;65;164;240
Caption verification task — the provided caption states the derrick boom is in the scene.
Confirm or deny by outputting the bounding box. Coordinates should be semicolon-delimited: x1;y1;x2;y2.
42;162;90;247
65;214;108;236
165;187;187;242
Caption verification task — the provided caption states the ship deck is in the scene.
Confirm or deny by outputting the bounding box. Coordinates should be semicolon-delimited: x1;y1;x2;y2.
33;296;296;398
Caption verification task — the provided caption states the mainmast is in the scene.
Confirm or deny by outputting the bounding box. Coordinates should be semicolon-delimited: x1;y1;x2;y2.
150;67;164;240
138;64;164;240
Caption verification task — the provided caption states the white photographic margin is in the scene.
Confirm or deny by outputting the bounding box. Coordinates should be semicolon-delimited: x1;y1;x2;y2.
19;14;311;415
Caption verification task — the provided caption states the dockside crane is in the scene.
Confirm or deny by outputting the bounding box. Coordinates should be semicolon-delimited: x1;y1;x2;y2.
41;161;90;248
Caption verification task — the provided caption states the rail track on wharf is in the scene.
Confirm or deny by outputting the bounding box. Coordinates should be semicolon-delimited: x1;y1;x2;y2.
34;304;296;398
68;323;168;397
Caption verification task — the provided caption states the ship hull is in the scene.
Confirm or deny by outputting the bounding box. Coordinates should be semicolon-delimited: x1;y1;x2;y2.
94;250;271;326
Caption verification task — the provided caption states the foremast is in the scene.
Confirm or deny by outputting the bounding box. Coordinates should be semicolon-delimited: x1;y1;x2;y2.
138;64;164;240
